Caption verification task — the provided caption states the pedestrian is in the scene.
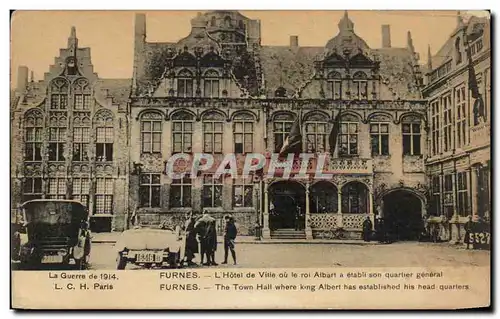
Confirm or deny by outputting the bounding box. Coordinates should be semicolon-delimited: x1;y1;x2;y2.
362;215;372;242
222;215;238;265
195;211;218;266
183;212;199;266
464;215;474;249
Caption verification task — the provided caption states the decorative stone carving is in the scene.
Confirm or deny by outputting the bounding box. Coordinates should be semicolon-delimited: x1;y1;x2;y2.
342;214;365;230
309;213;338;229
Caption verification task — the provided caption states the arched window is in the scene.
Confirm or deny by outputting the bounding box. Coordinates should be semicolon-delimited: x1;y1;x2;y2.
140;112;162;154
273;113;295;152
49;78;69;110
311;182;338;213
24;110;44;161
177;69;193;98
369;117;390;156
455;37;462;65
304;112;328;153
401;115;422;156
172;111;194;153
341;182;368;214
339;114;359;157
94;110;114;162
210;16;217;27
72;113;91;162
73;78;91;110
353;71;368;99
327;71;342;99
204;70;220;98
233;113;255;154
202;111;225;153
48;114;67;161
224;16;232;28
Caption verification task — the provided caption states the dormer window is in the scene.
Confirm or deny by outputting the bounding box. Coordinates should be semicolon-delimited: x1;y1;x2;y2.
353;71;368;99
177;69;194;98
224;16;232;28
327;71;342;99
203;70;220;98
455;37;462;65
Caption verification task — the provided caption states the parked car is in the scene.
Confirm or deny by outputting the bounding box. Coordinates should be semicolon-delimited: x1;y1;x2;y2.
12;199;91;270
115;226;184;270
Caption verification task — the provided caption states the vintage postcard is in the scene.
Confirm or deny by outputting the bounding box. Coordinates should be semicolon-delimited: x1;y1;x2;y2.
10;10;491;310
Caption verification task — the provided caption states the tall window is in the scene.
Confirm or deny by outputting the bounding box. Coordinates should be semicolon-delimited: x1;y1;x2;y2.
430;176;441;216
430;100;440;155
442;94;452;152
74;94;91;110
24;111;43;161
305;113;327;153
273;113;294;152
455;86;467;148
455;37;462;65
327;71;342;99
72;177;90;207
339;121;358;156
233;176;253;208
23;177;43;201
172;112;193;153
457;172;469;217
484;68;490;118
203;70;220;98
139;173;161;208
177;69;194;98
73;127;90;161
353;71;368;100
311;182;338;213
94;110;114;162
402;120;421;156
202;174;223;208
341;182;368;214
141;112;162;154
48;115;67;161
203;112;224;153
50;94;68;110
370;122;389;156
95;178;113;214
443;174;454;218
47;178;66;199
234;114;254;153
170;175;192;208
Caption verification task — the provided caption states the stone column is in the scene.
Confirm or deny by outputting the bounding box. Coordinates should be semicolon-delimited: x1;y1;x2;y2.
262;181;270;239
305;182;313;239
368;190;375;230
337;188;343;227
470;166;479;217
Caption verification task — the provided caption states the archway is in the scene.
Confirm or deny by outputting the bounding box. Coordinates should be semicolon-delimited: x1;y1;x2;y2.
269;181;305;230
382;190;424;241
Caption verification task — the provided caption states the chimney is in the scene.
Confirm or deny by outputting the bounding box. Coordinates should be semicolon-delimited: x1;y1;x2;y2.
290;35;299;48
17;66;28;92
381;25;391;48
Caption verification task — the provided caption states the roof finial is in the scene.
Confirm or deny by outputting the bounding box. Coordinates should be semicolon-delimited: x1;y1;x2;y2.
67;26;78;51
427;45;432;71
30;70;34;82
407;31;414;51
338;10;354;33
456;10;464;27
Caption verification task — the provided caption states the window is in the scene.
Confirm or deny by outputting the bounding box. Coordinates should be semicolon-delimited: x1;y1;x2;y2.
172;112;194;153
50;94;68;110
341;182;368;214
353;71;368;99
224;16;232;28
455;86;467;148
23;177;42;201
96;127;113;161
177;70;194;98
203;119;223;153
234;116;254;153
203;70;220;98
430;175;441;216
139;174;161;208
443;174;454;218
72;177;90;207
73;127;90;161
141;112;162;154
370;123;389;156
48;127;66;161
233;176;253;208
95;178;113;214
311;182;338;213
430;100;440;155
273;113;294;152
484;68;490;118
402;123;421;156
202;174;223;208
327;72;342;99
47;178;66;199
455;37;462;65
339;122;358;156
170;175;192;208
24;111;43;161
442;95;452;151
305;114;327;153
457;172;468;217
74;94;91;110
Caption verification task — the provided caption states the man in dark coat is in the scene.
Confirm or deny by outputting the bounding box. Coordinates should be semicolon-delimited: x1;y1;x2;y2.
195;211;218;266
362;216;372;242
183;212;199;266
222;215;238;265
464;215;474;249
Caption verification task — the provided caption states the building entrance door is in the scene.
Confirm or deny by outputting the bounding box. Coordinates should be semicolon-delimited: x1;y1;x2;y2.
269;181;305;230
382;190;423;241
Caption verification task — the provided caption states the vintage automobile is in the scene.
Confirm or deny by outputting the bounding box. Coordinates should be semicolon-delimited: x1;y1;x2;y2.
115;226;184;270
12;199;92;270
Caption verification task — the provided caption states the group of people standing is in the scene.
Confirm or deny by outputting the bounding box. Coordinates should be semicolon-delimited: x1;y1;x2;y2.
183;211;238;267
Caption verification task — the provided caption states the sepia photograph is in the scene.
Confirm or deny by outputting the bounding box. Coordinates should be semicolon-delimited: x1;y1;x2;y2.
9;8;491;309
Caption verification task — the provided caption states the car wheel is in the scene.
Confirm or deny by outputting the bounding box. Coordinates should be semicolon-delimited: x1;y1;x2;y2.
116;256;127;270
